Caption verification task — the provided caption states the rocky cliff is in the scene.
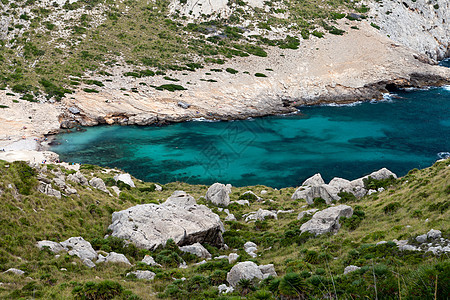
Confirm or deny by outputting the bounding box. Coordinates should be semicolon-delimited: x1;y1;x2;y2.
368;0;449;60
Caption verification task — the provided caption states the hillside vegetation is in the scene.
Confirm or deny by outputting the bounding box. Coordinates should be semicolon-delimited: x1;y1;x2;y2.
0;0;370;101
0;158;448;299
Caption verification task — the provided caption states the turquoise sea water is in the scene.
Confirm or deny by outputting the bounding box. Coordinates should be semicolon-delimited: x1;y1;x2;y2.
52;61;450;188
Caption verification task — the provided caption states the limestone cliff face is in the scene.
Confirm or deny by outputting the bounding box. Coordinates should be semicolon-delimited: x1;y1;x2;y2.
368;0;449;60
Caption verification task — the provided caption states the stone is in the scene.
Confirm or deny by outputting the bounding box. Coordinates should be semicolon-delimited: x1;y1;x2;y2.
126;270;156;280
416;234;428;243
155;184;163;191
292;184;340;204
427;229;442;239
4;268;25;276
226;261;264;287
36;240;64;253
344;265;361;275
177;101;190;109
241;191;262;201
260;190;268;195
141;255;161;267
206;183;231;207
82;258;96;268
232;200;250;206
366;168;397;180
218;284;234;294
258;264;277;278
225;214;236;222
89;177;109;193
114;173;135;188
68;106;80;114
111;186;121;196
180;243;211;259
97;252;131;265
60;237;97;261
108;191;225;250
244;241;257;250
165;190;197;207
67;172;88;186
297;209;318;220
228;253;239;264
244;209;277;222
276;209;294;215
302;173;325;187
38;182;61;199
300;205;353;235
368;189;377;195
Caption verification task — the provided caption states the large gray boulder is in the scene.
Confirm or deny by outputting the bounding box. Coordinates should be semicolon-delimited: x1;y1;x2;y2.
36;241;65;253
126;270;156;280
97;252;131;265
259;264;277;279
244;209;277;222
300;205;353;235
60;237;97;261
67;171;88;186
302;173;325;187
108;191;225;250
227;261;264;287
89;177;109;193
206;183;232;207
180;243;211;259
114;173;135;188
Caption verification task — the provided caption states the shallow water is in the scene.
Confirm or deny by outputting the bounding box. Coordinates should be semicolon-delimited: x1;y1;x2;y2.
52;61;450;188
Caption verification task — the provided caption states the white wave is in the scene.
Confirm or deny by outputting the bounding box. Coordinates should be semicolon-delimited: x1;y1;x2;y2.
443;85;450;91
437;152;450;159
320;101;364;107
191;117;220;122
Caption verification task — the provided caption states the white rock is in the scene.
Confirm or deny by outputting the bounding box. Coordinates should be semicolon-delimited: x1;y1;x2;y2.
82;258;96;268
141;255;161;267
258;264;277;278
416;234;428;243
206;183;232;207
302;173;325;187
427;229;442;239
297;209;318;220
4;268;25;276
228;253;239;264
244;208;277;222
226;261;264;287
218;284;234;294
114;173;135;188
344;265;360;275
260;190;268;195
232;200;250;206
155;184;163;191
179;243;211;259
97;252;131;265
36;240;64;253
300;205;353;235
60;237;97;261
126;270;156;280
89;177;109;193
111;186;121;196
244;242;257;250
368;189;377;195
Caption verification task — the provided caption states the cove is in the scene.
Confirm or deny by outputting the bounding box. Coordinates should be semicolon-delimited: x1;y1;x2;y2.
51;60;450;188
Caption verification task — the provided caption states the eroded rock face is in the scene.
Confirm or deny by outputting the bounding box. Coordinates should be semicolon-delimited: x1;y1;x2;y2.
108;191;225;250
227;261;264;287
206;183;232;207
300;205;353;235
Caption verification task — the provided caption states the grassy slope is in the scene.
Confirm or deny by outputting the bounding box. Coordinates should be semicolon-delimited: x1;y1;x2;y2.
0;158;448;299
0;0;369;100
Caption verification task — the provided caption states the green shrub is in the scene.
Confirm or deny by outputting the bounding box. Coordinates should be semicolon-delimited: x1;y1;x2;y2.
72;280;124;300
225;68;238;74
278;273;309;299
255;73;267;78
363;175;397;190
337;191;357;203
153;84;187;92
383;202;401;214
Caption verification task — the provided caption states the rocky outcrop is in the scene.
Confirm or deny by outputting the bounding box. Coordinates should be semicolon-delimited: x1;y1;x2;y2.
300;205;353;235
297;209;319;220
227;261;264;287
244;209;277;222
368;0;449;60
141;255;161;267
36;241;65;253
108;191;225;250
126;270;156;280
67;171;88;186
206;183;232;207
179;243;212;259
89;177;109;193
292;168;397;204
244;241;257;258
4;268;25;276
38;183;61;199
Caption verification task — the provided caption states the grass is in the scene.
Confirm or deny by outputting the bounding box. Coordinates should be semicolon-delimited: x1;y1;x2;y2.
0;158;448;299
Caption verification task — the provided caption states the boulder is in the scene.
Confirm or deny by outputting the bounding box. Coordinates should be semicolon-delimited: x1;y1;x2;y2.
141;255;161;267
38;183;61;199
244;209;277;222
97;252;131;265
228;253;239;264
114;173;135;188
155;184;163;191
300;205;353;235
226;261;264;287
427;229;442;239
258;264;277;278
82;258;96;268
292;184;340;204
108;191;225;250
111;186;121;196
302;173;325;187
225;213;236;222
297;209;319;220
241;191;262;201
89;177;109;193
4;268;25;275
126;270;156;280
344;265;361;275
206;183;231;207
231;200;250;206
179;242;211;259
366;168;397;180
416;234;428;243
60;237;97;261
36;240;64;253
218;284;234;294
67;171;88;186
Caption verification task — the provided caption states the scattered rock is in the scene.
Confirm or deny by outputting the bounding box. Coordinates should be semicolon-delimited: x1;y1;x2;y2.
300;205;353;235
368;189;377;195
206;183;232;207
155;184;163;191
82;258;96;268
38;182;61;199
177;101;190;109
228;253;239;264
244;241;257;257
36;241;64;253
427;229;442;239
258;264;277;278
344;265;361;275
126;270;156;280
65;172;87;185
108;191;225;250
111;186;121;196
231;200;250;206
179;243;211;259
68;106;80;114
114;173;135;188
244;209;277;222
226;261;264;287
97;252;131;265
89;177;109;193
241;191;262;201
416;234;428;243
297;209;318;220
260;190;268;195
60;237;97;261
218;284;234;294
4;268;25;276
141;255;162;267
